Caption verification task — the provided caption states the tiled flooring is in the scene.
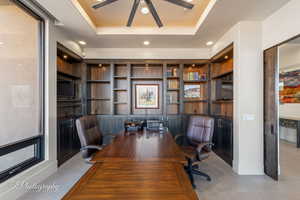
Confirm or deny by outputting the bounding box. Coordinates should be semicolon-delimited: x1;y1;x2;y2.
19;141;300;200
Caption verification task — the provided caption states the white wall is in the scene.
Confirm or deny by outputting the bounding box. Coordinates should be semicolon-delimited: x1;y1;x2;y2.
211;21;264;175
0;1;83;199
84;48;211;59
262;0;300;50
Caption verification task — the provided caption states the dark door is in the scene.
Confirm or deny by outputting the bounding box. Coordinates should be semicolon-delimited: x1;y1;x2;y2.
264;47;279;180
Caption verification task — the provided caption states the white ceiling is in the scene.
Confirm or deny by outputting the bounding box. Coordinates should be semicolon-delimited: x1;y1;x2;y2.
35;0;291;48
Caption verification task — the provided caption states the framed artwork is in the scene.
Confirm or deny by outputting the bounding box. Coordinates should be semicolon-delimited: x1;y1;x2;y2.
135;84;159;109
184;84;201;98
280;69;300;103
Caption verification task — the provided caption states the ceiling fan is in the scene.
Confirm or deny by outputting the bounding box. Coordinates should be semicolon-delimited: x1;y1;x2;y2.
92;0;194;28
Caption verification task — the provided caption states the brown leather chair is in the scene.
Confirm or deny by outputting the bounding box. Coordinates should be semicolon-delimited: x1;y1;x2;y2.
175;115;214;188
76;115;114;163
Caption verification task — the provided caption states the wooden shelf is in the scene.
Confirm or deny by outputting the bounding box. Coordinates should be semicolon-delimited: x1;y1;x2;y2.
130;77;163;80
184;80;208;83
168;102;180;105
57;71;81;79
113;88;128;91
114;76;127;79
167;76;180;79
87;80;110;83
212;71;233;79
113;102;127;104
184;100;208;103
167;88;180;91
212;100;233;104
87;98;110;101
57;99;81;102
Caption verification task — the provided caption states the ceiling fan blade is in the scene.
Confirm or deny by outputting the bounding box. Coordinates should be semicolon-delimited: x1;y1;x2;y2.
127;0;140;27
164;0;194;9
144;0;163;27
92;0;119;9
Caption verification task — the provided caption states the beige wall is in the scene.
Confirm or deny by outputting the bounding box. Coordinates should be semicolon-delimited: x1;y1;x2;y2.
211;21;264;175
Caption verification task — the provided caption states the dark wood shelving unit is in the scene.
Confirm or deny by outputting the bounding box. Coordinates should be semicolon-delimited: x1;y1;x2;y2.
210;43;234;166
57;43;83;167
58;71;81;80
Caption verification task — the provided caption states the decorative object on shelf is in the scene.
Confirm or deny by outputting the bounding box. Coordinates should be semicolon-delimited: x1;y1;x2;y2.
92;0;194;28
184;84;201;98
124;120;144;132
135;84;159;109
146;119;164;131
279;69;300;103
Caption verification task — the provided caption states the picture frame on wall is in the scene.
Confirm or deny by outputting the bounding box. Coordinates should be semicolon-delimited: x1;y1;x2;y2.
184;84;201;99
135;84;159;109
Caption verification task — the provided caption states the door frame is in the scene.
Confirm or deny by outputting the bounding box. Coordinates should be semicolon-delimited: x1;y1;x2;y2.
263;33;300;180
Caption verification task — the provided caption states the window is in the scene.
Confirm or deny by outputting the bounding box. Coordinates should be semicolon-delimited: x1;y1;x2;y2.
0;0;45;183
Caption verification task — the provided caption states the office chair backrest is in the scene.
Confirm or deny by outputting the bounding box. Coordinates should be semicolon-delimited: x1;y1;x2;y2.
186;116;214;147
76;115;103;159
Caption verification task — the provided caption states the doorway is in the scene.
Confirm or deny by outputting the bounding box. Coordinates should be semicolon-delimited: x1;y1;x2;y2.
264;35;300;181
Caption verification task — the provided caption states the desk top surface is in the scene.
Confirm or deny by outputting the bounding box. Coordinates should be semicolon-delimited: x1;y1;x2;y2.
92;130;186;163
62;161;198;200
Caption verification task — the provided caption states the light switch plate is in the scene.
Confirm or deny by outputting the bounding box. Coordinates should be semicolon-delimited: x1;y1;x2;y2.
243;114;255;121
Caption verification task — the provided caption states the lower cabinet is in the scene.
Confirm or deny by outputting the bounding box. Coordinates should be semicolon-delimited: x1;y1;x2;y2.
57;117;81;166
212;117;233;166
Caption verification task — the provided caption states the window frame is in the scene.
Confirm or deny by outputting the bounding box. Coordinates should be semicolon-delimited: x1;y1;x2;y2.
0;0;45;183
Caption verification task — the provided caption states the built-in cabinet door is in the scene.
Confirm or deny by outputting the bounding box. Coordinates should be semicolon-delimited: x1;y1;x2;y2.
264;47;279;181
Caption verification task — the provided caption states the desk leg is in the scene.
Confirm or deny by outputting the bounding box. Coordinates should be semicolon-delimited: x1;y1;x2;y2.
297;121;300;148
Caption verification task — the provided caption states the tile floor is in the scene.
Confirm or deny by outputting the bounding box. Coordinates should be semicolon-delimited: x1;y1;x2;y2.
19;140;300;200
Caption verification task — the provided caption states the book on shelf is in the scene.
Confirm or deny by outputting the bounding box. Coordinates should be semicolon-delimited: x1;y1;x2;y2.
167;92;178;104
166;67;178;77
185;72;207;81
168;80;179;89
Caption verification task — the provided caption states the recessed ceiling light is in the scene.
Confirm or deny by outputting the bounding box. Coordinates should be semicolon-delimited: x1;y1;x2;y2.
206;41;214;46
224;55;229;59
97;0;104;2
186;0;193;2
63;55;68;59
78;41;87;45
0;42;3;45
143;41;150;46
141;7;149;15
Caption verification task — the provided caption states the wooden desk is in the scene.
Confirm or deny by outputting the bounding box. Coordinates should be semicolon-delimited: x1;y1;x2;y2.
63;130;199;200
63;162;198;200
92;131;187;163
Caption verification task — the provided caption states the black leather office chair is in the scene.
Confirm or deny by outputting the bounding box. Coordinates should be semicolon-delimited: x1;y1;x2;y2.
175;115;214;188
76;115;114;163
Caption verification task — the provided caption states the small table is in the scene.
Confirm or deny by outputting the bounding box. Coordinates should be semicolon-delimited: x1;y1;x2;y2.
279;116;300;148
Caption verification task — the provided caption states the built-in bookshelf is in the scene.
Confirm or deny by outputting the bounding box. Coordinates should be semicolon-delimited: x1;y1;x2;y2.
87;64;112;115
85;61;211;116
210;44;234;118
183;64;210;115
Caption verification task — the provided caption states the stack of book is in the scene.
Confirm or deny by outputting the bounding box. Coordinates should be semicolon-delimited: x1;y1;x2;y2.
184;72;207;81
168;80;179;89
166;67;178;77
167;92;178;104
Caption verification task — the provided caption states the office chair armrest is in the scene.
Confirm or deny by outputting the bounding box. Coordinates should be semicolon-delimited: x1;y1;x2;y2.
174;134;184;143
80;145;103;152
196;142;214;154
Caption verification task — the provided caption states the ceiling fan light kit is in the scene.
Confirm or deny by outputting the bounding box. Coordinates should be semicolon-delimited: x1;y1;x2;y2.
92;0;194;28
